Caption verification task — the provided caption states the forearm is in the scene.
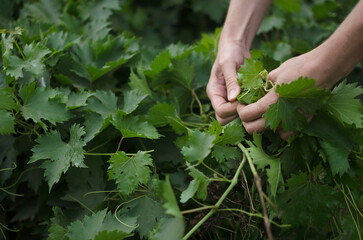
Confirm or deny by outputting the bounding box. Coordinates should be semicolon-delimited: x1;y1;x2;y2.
220;0;272;50
313;0;363;86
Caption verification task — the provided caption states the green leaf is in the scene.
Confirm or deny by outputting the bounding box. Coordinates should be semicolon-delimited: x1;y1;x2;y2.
29;124;86;190
121;196;165;239
71;35;138;81
325;80;363;128
145;50;171;77
111;111;160;139
46;31;80;51
238;58;264;89
180;168;209;203
26;0;62;25
4;42;51;79
83;113;107;143
78;0;120;22
66;91;93;109
0;109;15;134
277;172;336;227
162;176;182;218
66;209;132;240
129;69;153;98
212;145;242;164
86;90;117;119
248;134;282;197
169;58;194;89
149;217;185;240
319;140;350;176
213;119;245;145
257;15;285;34
108;151;153;196
121;90;147;114
181;130;215;163
264;78;330;131
275;0;301;13
19;84;71;125
0;87;17;110
48;224;67;240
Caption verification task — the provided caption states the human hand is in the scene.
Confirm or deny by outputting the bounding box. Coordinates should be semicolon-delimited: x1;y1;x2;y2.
237;50;336;137
206;40;250;125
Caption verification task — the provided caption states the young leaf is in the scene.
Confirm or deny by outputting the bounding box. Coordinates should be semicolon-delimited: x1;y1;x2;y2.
238;58;264;89
121;89;147;114
86;90;117;119
4;42;51;79
325;80;363;128
264;78;330;131
19;84;71;125
277;172;336;228
162;176;182;218
66;209;132;240
248;134;282;197
180;168;208;203
0;109;15;134
129;69;153;98
181;130;215;163
29;124;86;190
111;111;160;139
108;151;153;196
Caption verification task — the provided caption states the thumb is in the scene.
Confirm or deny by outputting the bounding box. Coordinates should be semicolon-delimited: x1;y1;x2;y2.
221;62;240;101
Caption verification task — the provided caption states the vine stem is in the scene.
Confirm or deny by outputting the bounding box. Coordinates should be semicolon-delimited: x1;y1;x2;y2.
191;89;205;117
238;143;273;240
182;155;247;240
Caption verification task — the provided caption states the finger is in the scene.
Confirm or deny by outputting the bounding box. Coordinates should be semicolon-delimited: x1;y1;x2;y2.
220;61;240;101
207;71;238;118
216;113;239;126
238;89;279;122
277;128;294;140
242;118;266;135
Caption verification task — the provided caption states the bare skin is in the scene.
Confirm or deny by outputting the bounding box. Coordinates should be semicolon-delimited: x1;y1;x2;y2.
208;0;363;136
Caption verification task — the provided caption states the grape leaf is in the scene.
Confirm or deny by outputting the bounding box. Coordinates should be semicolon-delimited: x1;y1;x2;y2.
319;140;350;176
169;58;194;89
264;78;330;131
78;0;120;22
66;91;93;109
19;84;71;125
277;172;336;227
145;50;171;77
149;217;185;240
83;112;108;143
0;87;17;110
29;124;86;190
212;145;242;164
180;168;208;203
121;196;165;239
238;58;264;89
71;35;137;81
258;15;285;34
121;89;147;114
86;90;117;119
108;151;153;196
275;0;301;13
4;42;51;79
48;224;67;240
26;0;62;25
213;119;245;145
129;69;153;98
248;134;282;197
111;111;160;139
46;31;80;51
181;130;215;163
0;109;15;134
162;176;182;218
325;80;363;128
66;209;132;240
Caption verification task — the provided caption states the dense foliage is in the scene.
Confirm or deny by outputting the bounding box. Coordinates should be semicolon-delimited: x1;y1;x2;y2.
0;0;362;239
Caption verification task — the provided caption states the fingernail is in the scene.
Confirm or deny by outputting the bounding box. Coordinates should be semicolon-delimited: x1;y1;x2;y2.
229;89;237;101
